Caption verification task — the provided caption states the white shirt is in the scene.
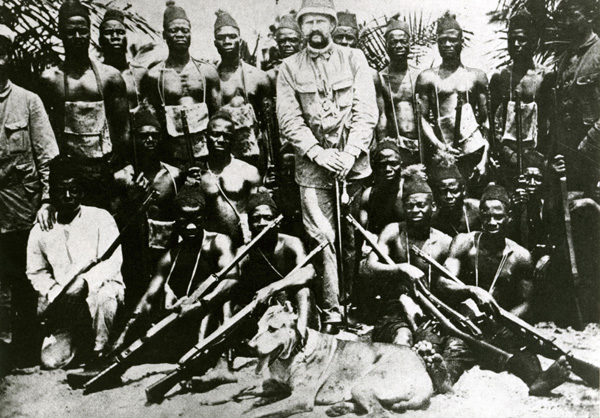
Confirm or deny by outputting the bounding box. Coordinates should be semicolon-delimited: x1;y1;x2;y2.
27;206;124;303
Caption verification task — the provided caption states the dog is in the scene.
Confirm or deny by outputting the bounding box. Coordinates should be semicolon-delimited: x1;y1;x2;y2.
240;303;433;418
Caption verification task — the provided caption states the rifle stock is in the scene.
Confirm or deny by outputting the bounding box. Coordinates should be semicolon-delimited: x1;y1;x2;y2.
180;109;195;168
83;215;284;393
145;240;328;403
454;92;463;150
411;245;599;387
414;93;426;165
345;214;482;337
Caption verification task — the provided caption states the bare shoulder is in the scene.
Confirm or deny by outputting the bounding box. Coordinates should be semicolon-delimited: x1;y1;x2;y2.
194;58;219;80
232;158;261;180
210;231;234;252
416;68;437;86
113;165;134;186
449;232;476;254
464;198;480;212
96;62;124;83
431;228;453;247
40;66;62;90
506;238;532;265
379;222;401;243
467;67;489;85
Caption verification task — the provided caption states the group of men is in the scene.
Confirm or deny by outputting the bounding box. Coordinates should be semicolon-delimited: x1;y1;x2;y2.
0;0;598;401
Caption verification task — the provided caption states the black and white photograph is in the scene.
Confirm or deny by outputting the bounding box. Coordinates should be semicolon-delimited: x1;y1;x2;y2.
0;0;599;416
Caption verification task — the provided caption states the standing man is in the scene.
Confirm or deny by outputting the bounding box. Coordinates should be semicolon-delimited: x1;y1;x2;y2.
550;0;600;192
266;15;304;86
214;10;274;172
489;10;549;187
332;11;359;48
277;0;378;332
375;19;422;166
416;12;490;193
98;8;147;112
0;25;59;371
141;1;221;170
39;0;130;210
27;156;125;369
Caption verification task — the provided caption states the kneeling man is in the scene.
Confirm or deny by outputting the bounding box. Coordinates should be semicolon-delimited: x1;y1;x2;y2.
27;156;125;368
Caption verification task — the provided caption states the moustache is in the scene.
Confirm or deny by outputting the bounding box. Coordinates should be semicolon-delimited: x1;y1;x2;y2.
309;30;326;38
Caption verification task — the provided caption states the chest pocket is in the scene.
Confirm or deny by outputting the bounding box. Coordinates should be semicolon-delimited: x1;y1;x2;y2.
4;119;30;155
295;81;319;118
576;71;600;125
332;77;353;108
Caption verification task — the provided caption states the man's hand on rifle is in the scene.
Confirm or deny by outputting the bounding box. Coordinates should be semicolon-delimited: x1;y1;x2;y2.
444;144;461;156
128;172;151;201
336;151;356;180
64;276;89;299
468;286;500;317
551;154;566;177
470;161;487;182
36;202;56;231
399;263;426;285
254;285;275;306
170;296;206;318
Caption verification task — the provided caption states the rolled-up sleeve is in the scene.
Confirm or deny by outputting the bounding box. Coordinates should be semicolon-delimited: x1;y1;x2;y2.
345;51;377;155
277;62;320;157
28;94;59;200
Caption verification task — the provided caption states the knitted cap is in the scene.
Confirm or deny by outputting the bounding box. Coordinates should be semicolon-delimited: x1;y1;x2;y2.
522;150;545;170
278;14;302;34
436;11;462;34
247;191;278;213
59;0;90;28
133;104;161;131
214;9;239;33
385;18;410;37
481;184;510;205
101;8;125;26
429;150;463;182
0;25;16;44
374;139;401;157
403;177;432;197
163;0;189;27
297;0;337;25
336;11;358;29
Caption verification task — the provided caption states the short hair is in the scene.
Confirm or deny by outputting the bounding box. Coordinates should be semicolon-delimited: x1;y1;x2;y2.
208;110;235;128
174;185;206;213
49;156;81;189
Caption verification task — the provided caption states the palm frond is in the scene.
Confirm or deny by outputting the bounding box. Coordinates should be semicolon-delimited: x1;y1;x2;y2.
0;0;161;89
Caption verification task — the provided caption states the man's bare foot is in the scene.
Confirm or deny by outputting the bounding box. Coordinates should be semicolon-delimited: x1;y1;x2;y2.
414;340;453;394
528;356;571;396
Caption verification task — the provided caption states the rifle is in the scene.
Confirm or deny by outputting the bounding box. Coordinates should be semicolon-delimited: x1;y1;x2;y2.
559;175;584;329
180;108;195;169
514;91;530;249
334;179;347;325
486;87;501;183
515;91;523;175
260;97;280;190
411;245;599;387
83;214;284;393
345;214;482;338
42;190;159;324
453;91;463;150
414;93;426;165
145;240;329;403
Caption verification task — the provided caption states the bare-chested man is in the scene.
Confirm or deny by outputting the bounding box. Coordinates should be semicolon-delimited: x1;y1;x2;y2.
375;19;422;166
192;112;262;246
489;10;550;188
416;12;489;193
358;140;404;234
141;1;221;170
98;8;147;111
361;175;452;344
132;186;237;360
430;152;481;237
39;0;129;210
229;192;317;334
113;104;182;304
332;11;359;48
437;184;571;396
214;10;273;172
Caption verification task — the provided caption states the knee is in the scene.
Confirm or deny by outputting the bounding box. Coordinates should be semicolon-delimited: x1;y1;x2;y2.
392;328;413;347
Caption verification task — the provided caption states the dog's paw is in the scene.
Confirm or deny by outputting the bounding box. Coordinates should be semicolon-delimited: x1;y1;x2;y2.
325;401;356;417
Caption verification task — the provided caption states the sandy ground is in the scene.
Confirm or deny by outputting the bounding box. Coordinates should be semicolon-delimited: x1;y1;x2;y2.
1;322;599;418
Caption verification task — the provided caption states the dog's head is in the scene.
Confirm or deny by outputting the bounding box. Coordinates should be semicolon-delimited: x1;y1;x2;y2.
248;303;300;370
